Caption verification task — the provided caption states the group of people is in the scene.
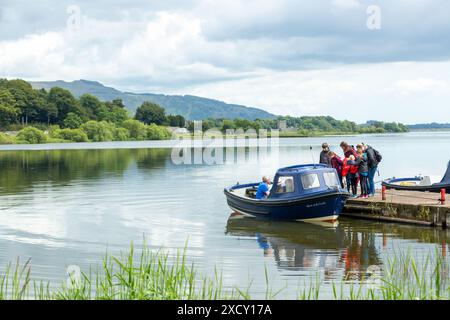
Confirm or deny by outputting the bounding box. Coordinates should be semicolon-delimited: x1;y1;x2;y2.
320;142;382;198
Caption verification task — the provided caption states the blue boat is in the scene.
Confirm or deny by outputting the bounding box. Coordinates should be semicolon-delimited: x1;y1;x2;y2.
224;164;350;223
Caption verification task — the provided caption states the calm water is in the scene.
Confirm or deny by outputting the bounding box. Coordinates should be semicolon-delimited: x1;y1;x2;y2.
0;132;449;298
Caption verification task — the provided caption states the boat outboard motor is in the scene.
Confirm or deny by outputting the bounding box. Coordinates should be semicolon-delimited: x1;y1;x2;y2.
440;161;450;184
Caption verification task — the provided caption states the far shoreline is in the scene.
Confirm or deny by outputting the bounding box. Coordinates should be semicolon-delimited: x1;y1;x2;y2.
0;131;442;152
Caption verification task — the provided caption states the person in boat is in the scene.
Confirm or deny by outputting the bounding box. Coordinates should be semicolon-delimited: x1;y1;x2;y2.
328;151;344;188
361;143;382;197
319;143;331;167
256;176;271;200
347;147;369;198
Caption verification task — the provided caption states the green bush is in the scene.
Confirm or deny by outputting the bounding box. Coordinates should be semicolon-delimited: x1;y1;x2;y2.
146;124;172;140
81;121;114;142
120;119;147;140
0;132;15;144
16;127;47;144
113;127;130;141
52;128;89;142
64;112;84;129
47;138;69;143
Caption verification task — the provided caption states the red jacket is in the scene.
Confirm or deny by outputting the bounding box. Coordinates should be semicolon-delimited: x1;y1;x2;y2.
342;158;359;176
330;156;343;174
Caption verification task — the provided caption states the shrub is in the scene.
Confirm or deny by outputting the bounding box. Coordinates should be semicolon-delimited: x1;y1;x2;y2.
120;119;147;140
16;127;47;144
146;124;172;140
0;132;15;144
81;121;114;142
52;128;89;142
47;138;69;143
64;112;84;129
113;127;130;141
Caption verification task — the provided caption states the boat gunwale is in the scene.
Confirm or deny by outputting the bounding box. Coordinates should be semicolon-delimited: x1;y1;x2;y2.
224;186;350;207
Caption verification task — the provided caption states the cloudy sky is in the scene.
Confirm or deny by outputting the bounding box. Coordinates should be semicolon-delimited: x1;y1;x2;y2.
1;0;450;123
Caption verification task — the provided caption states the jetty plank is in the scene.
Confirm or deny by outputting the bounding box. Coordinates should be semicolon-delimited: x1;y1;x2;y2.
343;190;450;228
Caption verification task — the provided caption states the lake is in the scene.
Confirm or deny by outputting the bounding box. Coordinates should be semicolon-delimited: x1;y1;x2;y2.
0;131;449;298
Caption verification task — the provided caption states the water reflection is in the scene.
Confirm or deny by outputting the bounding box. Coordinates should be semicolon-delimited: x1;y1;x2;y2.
0;149;171;195
1;134;450;298
225;214;449;283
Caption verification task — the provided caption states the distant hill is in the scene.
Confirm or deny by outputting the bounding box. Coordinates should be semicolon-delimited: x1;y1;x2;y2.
408;123;450;130
30;80;276;121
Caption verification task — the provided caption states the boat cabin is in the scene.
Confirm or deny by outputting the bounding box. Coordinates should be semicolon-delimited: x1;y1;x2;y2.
269;164;341;199
243;164;342;200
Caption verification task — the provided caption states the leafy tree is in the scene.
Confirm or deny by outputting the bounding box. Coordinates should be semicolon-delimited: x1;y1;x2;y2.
113;127;130;141
48;87;85;124
2;79;38;123
79;94;106;120
0;104;18;128
16;127;47;144
121;119;147;140
100;107;129;124
81;121;114;142
146;123;172;140
167;114;186;127
0;90;18;128
64;112;84;129
135;102;166;125
0;132;14;144
52;128;89;142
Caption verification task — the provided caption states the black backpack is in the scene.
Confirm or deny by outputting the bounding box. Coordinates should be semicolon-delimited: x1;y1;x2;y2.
374;149;382;163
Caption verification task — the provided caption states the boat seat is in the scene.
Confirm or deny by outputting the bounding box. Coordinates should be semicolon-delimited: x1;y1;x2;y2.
285;178;294;193
245;187;257;199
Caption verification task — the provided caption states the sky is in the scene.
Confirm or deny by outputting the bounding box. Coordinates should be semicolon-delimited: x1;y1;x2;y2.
1;0;450;124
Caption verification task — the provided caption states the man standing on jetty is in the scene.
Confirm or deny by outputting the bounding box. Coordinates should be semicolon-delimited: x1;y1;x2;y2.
363;143;382;197
320;143;331;167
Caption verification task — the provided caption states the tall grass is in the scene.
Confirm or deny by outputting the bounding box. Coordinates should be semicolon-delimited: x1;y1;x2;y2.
0;243;449;300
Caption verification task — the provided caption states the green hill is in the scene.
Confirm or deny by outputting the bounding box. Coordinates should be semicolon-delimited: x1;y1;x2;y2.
30;80;275;121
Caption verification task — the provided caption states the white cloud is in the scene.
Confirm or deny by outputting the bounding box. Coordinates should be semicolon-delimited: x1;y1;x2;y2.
394;78;450;95
2;1;450;122
177;61;450;124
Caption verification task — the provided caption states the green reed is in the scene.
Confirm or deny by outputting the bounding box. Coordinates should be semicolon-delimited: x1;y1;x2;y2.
0;243;449;300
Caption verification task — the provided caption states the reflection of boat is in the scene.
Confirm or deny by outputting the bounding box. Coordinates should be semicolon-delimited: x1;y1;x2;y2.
226;215;384;279
382;161;450;193
224;164;350;222
226;216;347;272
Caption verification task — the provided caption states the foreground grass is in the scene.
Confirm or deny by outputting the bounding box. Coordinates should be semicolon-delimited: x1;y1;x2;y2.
0;244;449;300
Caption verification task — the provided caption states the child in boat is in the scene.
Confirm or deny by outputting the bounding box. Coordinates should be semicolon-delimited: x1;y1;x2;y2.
348;149;369;198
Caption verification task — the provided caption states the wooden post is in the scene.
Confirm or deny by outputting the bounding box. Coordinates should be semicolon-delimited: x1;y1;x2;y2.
382;185;387;201
441;189;446;205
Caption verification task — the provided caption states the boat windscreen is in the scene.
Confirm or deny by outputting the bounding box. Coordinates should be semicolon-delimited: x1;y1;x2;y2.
440;161;450;184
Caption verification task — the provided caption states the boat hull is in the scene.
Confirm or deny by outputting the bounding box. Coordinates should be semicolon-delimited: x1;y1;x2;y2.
382;178;450;193
224;189;349;222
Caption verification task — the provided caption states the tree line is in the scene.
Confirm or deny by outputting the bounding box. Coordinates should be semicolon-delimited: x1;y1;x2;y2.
0;78;408;144
0;79;190;143
189;116;409;134
0;79;186;129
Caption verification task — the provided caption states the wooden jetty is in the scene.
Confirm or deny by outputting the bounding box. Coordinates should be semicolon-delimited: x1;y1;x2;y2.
343;190;450;228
